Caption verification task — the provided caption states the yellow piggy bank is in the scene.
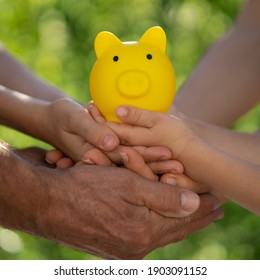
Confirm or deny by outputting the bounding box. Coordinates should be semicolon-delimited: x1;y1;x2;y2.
89;26;176;122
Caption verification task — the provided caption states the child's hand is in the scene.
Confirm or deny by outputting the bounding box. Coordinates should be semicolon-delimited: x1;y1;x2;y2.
86;102;186;177
43;98;120;162
115;146;184;181
116;145;227;203
107;105;196;160
112;146;227;204
84;101;177;167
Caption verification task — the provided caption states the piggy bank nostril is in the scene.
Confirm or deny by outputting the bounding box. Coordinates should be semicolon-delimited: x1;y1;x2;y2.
117;71;150;98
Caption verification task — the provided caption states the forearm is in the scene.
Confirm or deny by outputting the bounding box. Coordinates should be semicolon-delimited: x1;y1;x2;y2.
0;142;47;234
185;117;260;165
180;139;260;215
0;46;66;101
0;85;49;140
174;0;260;126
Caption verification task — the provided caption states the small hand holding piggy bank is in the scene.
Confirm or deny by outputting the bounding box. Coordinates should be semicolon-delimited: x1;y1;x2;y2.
90;26;176;122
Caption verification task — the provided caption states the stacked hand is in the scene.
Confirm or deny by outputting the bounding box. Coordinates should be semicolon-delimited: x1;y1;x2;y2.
46;101;212;196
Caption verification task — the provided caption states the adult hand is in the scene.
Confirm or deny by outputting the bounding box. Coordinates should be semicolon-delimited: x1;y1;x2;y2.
1;147;223;259
36;165;222;259
35;164;222;259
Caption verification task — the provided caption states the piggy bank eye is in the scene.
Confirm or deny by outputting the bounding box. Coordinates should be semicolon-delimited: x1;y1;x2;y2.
146;54;152;60
113;56;119;62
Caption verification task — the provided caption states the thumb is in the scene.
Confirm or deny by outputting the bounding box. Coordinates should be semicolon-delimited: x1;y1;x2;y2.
136;179;200;218
74;113;120;151
116;106;159;127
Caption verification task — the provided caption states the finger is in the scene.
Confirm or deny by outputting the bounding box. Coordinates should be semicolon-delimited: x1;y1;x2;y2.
186;193;221;221
56;157;74;169
102;145;173;164
55;133;94;163
88;101;106;123
82;148;114;166
134;146;172;162
74;161;86;167
119;147;158;181
45;149;64;164
116;106;161;127
142;193;222;250
157;207;224;248
157;193;222;243
160;173;209;193
107;121;152;147
71;109;119;151
149;160;184;175
134;179;201;218
85;145;172;166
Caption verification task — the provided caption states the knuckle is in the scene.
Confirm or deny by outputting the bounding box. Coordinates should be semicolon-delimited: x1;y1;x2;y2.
158;186;182;214
130;108;142;125
120;131;136;146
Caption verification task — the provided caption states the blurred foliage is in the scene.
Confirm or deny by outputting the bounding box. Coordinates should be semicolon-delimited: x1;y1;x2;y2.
0;0;259;260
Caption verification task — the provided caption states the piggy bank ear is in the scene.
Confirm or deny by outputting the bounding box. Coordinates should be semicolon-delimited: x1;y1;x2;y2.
94;31;122;58
139;26;166;53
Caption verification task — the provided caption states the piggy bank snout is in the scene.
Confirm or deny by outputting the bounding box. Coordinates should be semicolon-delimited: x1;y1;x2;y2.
117;70;150;98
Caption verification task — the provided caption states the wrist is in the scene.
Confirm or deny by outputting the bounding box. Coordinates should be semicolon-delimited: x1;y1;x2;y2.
0;86;51;140
18;97;52;145
177;137;215;185
166;113;201;160
0;145;50;235
165;113;210;174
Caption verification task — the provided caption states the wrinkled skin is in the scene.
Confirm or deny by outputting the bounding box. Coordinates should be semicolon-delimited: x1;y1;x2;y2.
2;147;223;259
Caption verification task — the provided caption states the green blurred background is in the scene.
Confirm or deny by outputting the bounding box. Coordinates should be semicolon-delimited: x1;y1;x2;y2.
0;0;259;260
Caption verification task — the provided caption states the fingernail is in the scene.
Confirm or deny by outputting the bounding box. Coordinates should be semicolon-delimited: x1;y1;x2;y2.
166;178;177;185
82;158;95;165
87;103;93;111
45;157;54;164
116;107;128;118
102;135;116;150
181;191;200;212
160;155;170;160
119;152;129;162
